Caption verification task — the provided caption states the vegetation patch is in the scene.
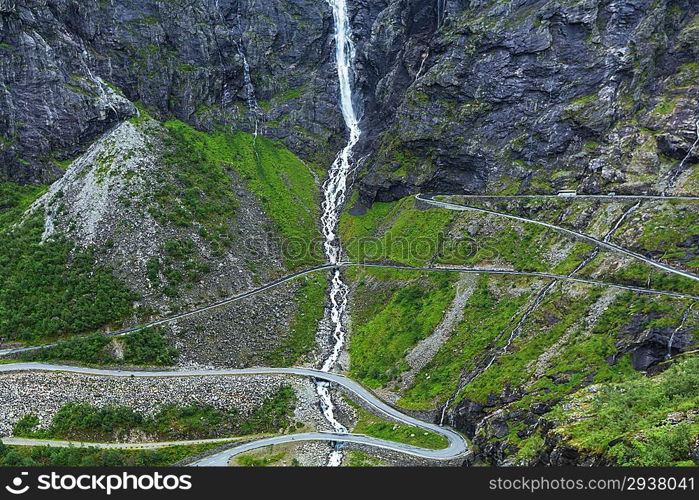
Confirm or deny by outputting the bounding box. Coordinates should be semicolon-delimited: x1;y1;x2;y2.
349;269;457;387
13;386;297;442
0;182;47;227
446;218;553;271
455;286;597;405
232;441;304;467
345;450;387;467
0;207;137;343
159;121;321;268
580;257;699;296
624;203;698;270
236;452;286;467
19;328;178;366
263;273;327;367
146;237;211;298
340;198;454;266
340;196;575;271
346;398;448;450
0;440;224;467
544;356;699;466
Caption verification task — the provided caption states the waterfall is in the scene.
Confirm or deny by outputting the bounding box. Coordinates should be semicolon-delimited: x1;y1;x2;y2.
605;202;640;243
316;0;361;467
664;120;699;196
415;49;429;82
213;0;260;136
666;304;694;360
436;0;447;28
239;48;261;137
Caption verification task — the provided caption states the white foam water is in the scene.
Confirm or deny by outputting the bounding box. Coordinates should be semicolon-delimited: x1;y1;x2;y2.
316;0;361;467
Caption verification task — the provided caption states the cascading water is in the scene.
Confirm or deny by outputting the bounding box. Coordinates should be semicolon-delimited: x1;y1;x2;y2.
316;0;361;467
666;303;694;360
605;202;641;243
239;48;261;137
664;120;699;196
213;1;260;137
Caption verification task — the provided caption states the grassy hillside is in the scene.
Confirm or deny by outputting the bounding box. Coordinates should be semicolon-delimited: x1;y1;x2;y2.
0;116;323;344
341;193;699;464
348;268;457;387
524;356;699;466
340;198;454;266
345;397;449;450
161;121;322;269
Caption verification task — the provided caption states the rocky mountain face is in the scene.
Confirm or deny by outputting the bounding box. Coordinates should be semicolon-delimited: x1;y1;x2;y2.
0;0;344;183
1;0;698;467
355;0;699;203
5;0;697;196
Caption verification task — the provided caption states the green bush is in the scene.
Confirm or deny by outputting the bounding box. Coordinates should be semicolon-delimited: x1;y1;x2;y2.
21;328;177;366
239;385;297;435
0;205;137;343
21;334;113;364
0;183;47;227
608;424;693;466
123;328;178;365
0;440;223;467
554;356;699;465
13;415;41;436
48;403;145;440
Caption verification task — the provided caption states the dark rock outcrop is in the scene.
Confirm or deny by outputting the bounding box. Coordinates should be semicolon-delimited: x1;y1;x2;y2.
354;0;699;202
451;397;486;437
610;310;697;371
0;0;343;183
4;0;697;198
629;327;693;371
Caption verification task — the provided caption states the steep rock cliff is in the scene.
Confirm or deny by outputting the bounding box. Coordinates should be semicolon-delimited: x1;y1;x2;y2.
354;0;699;203
0;0;343;182
3;1;697;199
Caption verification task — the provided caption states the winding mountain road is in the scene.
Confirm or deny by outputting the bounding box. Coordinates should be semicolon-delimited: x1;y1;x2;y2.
416;194;699;282
1;436;238;449
0;363;468;465
427;193;699;201
190;431;461;466
0;264;334;356
2;194;697;465
2;259;696;357
342;263;699;300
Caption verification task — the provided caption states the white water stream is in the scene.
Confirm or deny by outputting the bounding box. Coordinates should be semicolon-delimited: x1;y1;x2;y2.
664;120;699;196
213;1;260;137
316;0;361;467
239;48;261;137
666;303;694;360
